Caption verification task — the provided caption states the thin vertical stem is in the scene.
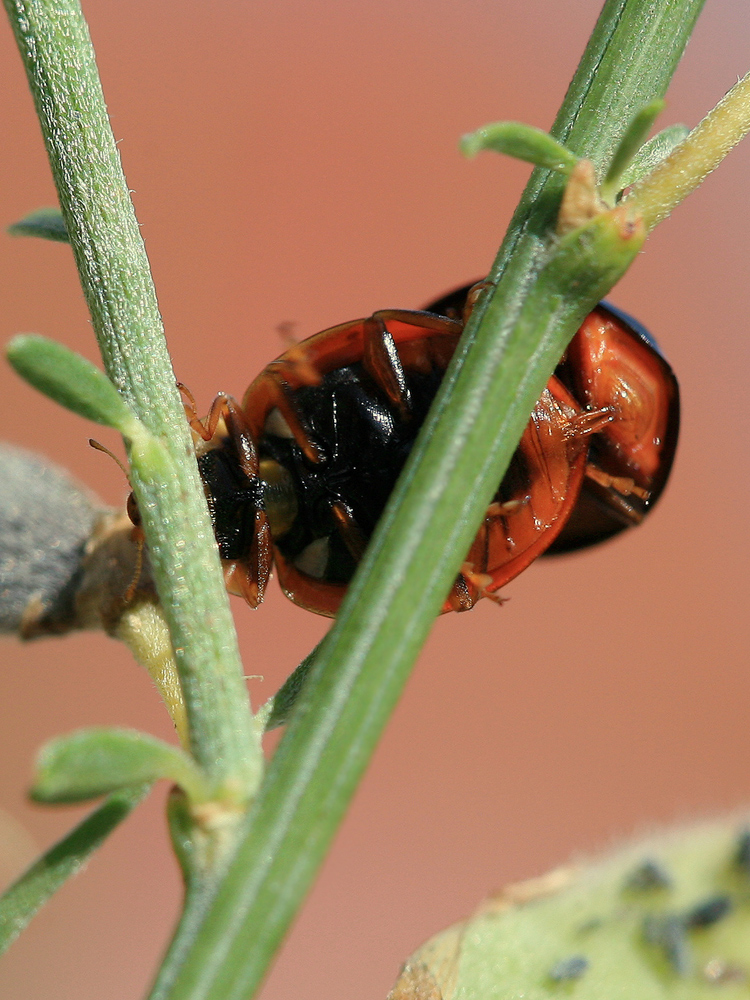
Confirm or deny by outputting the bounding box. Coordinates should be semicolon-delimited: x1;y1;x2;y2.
3;0;262;794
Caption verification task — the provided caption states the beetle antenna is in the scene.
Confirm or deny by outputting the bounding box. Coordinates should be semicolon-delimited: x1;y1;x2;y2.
89;439;146;605
122;532;145;606
89;438;132;484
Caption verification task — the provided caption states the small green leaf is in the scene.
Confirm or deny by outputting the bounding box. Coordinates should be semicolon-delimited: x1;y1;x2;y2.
461;122;580;174
262;640;325;731
7;334;143;439
7;207;69;243
617;124;690;191
0;785;149;956
167;788;201;888
31;728;211;804
601;99;666;200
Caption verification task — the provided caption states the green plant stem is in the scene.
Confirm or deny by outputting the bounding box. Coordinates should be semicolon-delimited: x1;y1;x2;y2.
116;602;189;748
626;70;750;230
151;1;706;996
0;785;149;955
3;0;261;797
488;0;704;285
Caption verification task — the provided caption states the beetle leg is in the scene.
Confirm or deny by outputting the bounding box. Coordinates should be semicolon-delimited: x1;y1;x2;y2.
485;498;527;554
215;403;276;603
445;561;508;612
179;388;275;605
585;463;649;501
256;369;324;464
362;315;411;417
330;500;368;562
189;392;261;481
178;382;199;421
223;397;266;483
181;388;248;455
223;510;273;608
374;309;462;336
461;280;495;322
446;573;477;612
179;383;218;441
460;562;508;605
565;406;615;440
487;498;525;516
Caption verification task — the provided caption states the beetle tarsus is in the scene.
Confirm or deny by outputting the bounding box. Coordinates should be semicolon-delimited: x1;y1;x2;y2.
260;368;324;464
362;315;412;418
330;500;368;561
585;464;649;500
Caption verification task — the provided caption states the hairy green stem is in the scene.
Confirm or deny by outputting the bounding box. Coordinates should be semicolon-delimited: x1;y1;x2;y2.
3;0;261;796
627;70;750;229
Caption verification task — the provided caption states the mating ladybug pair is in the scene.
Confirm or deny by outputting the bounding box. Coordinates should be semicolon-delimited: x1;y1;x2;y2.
184;283;679;617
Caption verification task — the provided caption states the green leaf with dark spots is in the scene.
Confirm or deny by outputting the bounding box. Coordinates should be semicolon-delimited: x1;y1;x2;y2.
389;818;750;998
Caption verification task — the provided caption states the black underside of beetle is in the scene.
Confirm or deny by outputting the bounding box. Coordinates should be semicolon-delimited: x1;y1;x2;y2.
259;361;442;584
197;447;266;561
259;359;530;586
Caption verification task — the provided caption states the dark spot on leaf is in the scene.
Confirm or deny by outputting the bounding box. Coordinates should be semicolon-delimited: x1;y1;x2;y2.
735;828;750;875
684;895;732;929
643;914;690;976
548;955;589;981
624;858;672;892
577;916;603;934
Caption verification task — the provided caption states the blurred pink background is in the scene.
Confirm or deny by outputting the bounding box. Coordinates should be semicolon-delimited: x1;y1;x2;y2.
0;1;749;997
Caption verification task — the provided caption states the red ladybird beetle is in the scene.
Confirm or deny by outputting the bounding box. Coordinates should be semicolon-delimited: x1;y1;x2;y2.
185;282;679;616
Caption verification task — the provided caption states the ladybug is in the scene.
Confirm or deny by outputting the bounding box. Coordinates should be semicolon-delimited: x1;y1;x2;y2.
185;283;679;616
